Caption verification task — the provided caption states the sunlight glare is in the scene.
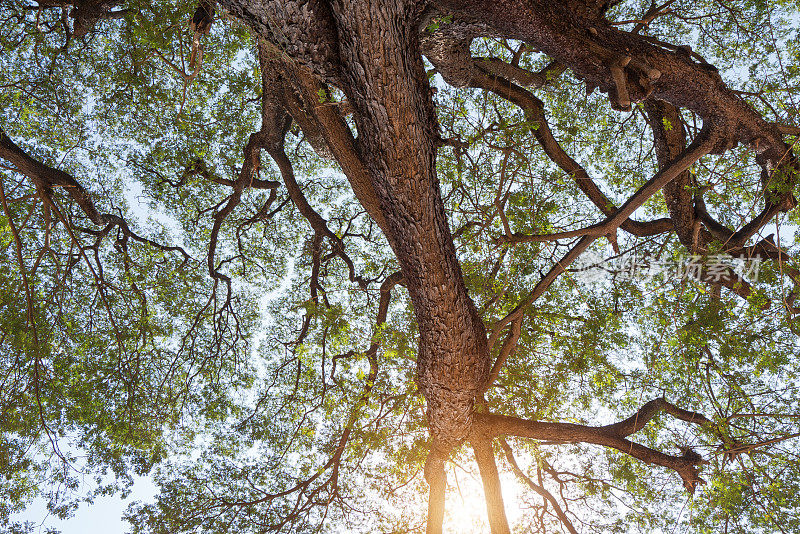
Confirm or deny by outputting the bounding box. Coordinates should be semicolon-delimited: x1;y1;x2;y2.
443;466;523;533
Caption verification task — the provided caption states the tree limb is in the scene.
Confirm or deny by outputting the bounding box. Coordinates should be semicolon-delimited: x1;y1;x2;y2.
493;130;714;335
474;399;711;493
470;437;511;534
0;127;190;261
499;437;579;534
422;32;673;239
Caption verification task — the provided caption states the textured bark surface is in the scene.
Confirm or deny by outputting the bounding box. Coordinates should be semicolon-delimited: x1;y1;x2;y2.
227;1;491;452
219;0;341;80
644;100;700;248
325;0;490;450
434;0;796;180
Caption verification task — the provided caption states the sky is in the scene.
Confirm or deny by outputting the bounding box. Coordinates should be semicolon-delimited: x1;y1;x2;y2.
12;476;157;534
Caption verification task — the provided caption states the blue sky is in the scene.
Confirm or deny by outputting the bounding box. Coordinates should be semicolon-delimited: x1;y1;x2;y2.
13;475;157;534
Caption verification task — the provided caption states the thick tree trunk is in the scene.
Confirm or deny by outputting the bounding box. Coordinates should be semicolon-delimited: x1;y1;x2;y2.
325;0;490;449
222;0;491;449
226;5;492;532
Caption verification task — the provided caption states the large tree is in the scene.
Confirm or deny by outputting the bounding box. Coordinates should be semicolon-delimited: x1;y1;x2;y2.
2;0;800;532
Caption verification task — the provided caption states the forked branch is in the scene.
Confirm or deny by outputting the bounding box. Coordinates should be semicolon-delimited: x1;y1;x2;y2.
493;130;714;333
0;127;190;261
499;438;579;534
474;397;716;493
422;34;672;239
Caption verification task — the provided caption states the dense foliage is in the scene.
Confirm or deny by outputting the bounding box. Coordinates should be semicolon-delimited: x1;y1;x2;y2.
2;0;800;532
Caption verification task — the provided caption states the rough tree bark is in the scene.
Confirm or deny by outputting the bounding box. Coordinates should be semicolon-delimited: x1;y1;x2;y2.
222;0;491;453
34;0;128;36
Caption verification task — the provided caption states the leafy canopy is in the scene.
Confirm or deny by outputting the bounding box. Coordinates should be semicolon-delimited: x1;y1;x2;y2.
1;0;800;532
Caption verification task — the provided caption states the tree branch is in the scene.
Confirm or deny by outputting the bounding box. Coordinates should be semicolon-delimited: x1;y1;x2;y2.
493;130;715;334
498;437;579;534
470;437;511;534
422;33;672;239
0;127;190;261
599;397;712;437
474;400;710;493
481;319;521;395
